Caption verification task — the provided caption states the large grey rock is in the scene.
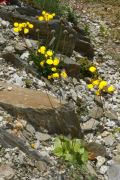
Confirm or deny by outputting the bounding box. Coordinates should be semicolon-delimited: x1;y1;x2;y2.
0;82;81;137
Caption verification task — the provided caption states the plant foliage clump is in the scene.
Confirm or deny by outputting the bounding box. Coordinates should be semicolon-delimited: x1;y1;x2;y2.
53;136;88;167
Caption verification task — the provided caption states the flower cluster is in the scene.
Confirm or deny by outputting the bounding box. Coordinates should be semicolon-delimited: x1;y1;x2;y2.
13;22;34;34
37;46;67;79
87;66;115;95
38;11;55;22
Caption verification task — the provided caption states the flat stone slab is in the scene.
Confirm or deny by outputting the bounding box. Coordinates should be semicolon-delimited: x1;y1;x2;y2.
0;82;80;137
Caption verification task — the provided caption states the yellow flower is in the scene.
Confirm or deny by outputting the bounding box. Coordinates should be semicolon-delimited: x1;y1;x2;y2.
38;16;44;21
51;67;57;72
92;80;100;86
87;84;94;89
46;59;53;65
31;143;35;149
13;27;19;33
99;81;108;90
52;13;55;17
38;46;46;54
53;58;59;66
89;66;97;73
14;22;19;27
95;91;100;96
24;28;29;34
21;23;26;27
18;23;24;28
28;23;34;28
46;50;53;57
52;73;59;78
61;71;67;78
40;61;45;67
48;14;53;20
107;85;115;93
48;75;52;79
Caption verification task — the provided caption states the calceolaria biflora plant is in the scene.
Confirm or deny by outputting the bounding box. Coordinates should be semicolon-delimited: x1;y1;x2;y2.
13;22;34;34
87;66;115;96
38;10;55;21
53;136;88;167
30;45;67;79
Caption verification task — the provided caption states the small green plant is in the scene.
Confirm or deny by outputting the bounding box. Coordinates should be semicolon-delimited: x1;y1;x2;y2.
99;23;109;38
53;136;88;167
60;6;79;25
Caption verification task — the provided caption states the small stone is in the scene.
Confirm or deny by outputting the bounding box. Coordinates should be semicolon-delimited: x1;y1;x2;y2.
105;110;118;120
35;132;51;141
15;42;26;52
87;162;97;176
4;46;15;53
101;131;110;137
0;164;15;179
116;144;120;154
20;51;30;60
0;116;3;122
35;161;47;172
108;164;120;180
99;165;108;175
26;124;35;135
7;86;12;91
89;106;103;119
94;95;103;107
104;134;115;146
81;118;99;130
96;156;106;168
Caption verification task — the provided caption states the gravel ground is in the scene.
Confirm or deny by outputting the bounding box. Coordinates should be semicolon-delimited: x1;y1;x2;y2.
0;1;120;180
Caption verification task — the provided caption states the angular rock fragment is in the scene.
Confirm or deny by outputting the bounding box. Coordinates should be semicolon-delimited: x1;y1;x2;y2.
0;82;81;137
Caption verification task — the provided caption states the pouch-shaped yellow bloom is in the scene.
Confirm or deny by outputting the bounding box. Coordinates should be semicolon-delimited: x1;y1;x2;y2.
48;75;52;79
19;23;24;28
46;50;53;57
21;23;26;27
87;84;93;89
46;59;53;65
53;58;59;66
28;23;34;28
38;46;46;54
107;85;115;93
13;27;19;33
89;66;97;73
40;61;45;67
38;16;44;21
51;67;57;72
14;22;19;27
61;71;67;78
24;28;29;34
52;73;59;78
99;81;107;90
92;80;100;86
